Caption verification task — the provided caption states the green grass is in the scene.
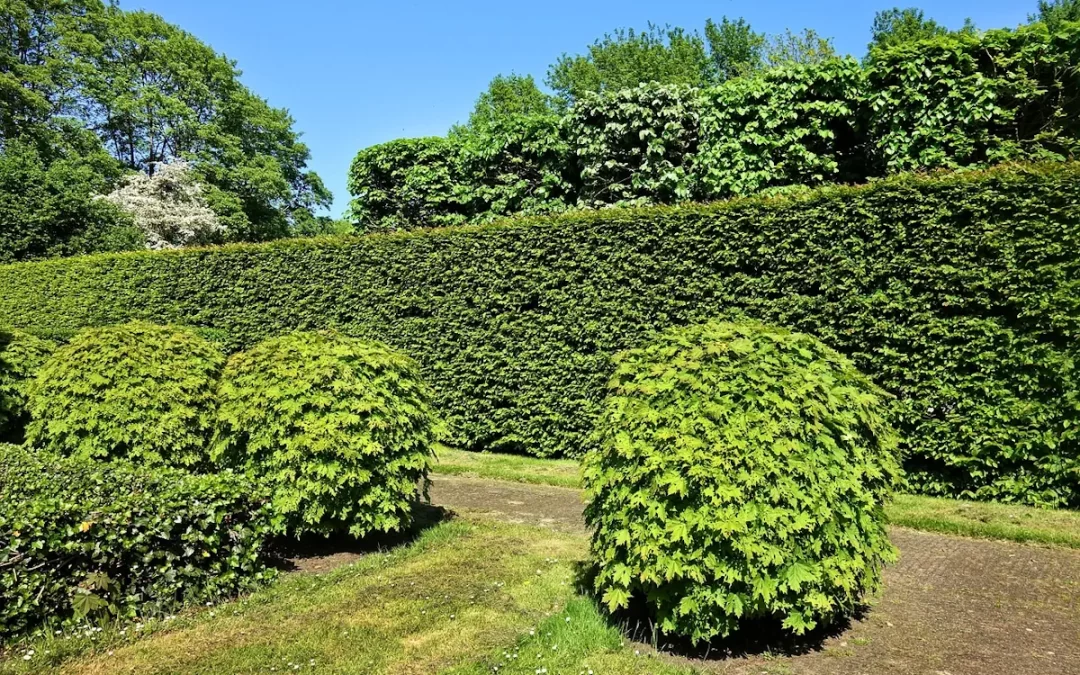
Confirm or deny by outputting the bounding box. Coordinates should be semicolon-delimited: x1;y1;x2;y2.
1;516;690;675
434;448;1080;549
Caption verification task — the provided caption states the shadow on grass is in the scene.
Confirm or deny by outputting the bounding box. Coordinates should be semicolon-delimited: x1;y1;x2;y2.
574;561;862;662
268;503;454;573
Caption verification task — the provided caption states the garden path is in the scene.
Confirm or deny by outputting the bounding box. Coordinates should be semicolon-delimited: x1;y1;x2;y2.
429;475;1080;675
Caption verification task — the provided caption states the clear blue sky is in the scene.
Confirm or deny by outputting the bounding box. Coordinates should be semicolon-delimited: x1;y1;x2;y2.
128;0;1034;217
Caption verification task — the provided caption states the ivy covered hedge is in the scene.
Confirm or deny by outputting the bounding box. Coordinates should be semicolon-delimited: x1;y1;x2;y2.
0;444;277;638
1;163;1078;505
348;22;1080;223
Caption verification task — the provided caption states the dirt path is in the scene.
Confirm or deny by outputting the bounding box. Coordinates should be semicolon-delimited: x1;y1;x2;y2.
429;475;1080;675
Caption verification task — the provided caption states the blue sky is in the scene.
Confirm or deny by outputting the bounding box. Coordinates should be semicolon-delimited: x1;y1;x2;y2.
128;0;1035;216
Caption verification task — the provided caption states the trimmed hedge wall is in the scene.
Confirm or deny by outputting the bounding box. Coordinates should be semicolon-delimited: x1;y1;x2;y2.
1;163;1078;505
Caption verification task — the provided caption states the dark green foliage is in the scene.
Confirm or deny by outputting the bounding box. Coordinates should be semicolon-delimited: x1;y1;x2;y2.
211;331;438;538
866;24;1080;172
867;7;950;53
25;321;225;467
0;329;55;442
2;164;1080;504
569;83;701;207
347;137;469;233
695;59;866;200
0;444;277;640
583;321;901;641
451;77;574;222
351;23;1080;227
0;135;141;263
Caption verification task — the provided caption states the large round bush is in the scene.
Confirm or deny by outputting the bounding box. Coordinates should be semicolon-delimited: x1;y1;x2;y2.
583;320;901;642
25;322;225;467
0;330;55;442
211;331;438;538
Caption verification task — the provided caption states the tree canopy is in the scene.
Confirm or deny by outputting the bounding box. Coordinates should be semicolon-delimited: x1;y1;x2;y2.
0;0;330;262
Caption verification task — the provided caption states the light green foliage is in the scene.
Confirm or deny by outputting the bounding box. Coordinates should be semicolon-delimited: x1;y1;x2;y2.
695;59;866;199
546;23;712;106
569;83;701;206
763;28;837;67
704;17;766;81
25;321;225;467
583;321;901;641
0;444;277;640
0;329;54;441
1031;0;1080;29
211;331;438;538
866;24;1080;172
3;165;1080;505
347;137;469;233
868;7;950;53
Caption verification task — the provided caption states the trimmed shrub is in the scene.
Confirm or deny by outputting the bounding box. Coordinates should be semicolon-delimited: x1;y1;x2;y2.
211;331;438;537
0;329;55;442
583;321;901;642
1;164;1079;505
347;137;470;233
695;58;867;200
866;23;1080;173
0;444;277;639
347;23;1080;225
568;83;702;207
25;321;225;467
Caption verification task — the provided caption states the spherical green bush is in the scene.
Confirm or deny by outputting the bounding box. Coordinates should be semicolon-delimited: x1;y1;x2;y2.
25;322;225;467
0;330;56;442
211;331;438;538
583;320;902;642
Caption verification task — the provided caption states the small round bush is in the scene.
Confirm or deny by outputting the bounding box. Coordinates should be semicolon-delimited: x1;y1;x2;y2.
211;331;438;538
26;322;225;467
583;320;901;643
0;330;56;442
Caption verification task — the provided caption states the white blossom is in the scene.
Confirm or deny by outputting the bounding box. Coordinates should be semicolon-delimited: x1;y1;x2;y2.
100;160;224;250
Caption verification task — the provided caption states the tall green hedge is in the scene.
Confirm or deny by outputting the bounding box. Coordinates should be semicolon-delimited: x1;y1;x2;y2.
349;22;1080;219
1;163;1078;505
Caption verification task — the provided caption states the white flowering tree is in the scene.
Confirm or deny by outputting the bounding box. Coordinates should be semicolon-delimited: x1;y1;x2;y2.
100;160;225;250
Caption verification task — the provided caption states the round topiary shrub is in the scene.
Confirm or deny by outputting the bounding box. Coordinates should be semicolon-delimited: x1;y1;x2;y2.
211;331;439;538
0;330;56;442
25;321;225;467
583;320;902;643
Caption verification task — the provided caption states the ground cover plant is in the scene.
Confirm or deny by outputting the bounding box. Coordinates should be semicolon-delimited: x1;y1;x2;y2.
211;331;439;537
583;321;901;641
0;444;277;641
25;322;225;468
2;163;1077;505
0;330;55;442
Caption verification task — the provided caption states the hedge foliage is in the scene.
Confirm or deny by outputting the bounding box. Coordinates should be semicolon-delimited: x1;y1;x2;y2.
348;22;1080;221
1;163;1079;505
583;321;900;641
0;330;55;442
211;331;438;538
25;322;225;468
0;444;277;639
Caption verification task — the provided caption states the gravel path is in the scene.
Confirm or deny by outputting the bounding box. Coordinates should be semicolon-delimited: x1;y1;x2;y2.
430;475;1080;675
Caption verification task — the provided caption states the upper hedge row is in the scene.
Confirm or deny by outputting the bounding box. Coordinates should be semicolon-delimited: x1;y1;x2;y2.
1;163;1079;505
348;23;1080;231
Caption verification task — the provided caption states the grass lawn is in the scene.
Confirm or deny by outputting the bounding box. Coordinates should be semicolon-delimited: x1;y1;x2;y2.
434;448;1080;549
1;517;688;675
